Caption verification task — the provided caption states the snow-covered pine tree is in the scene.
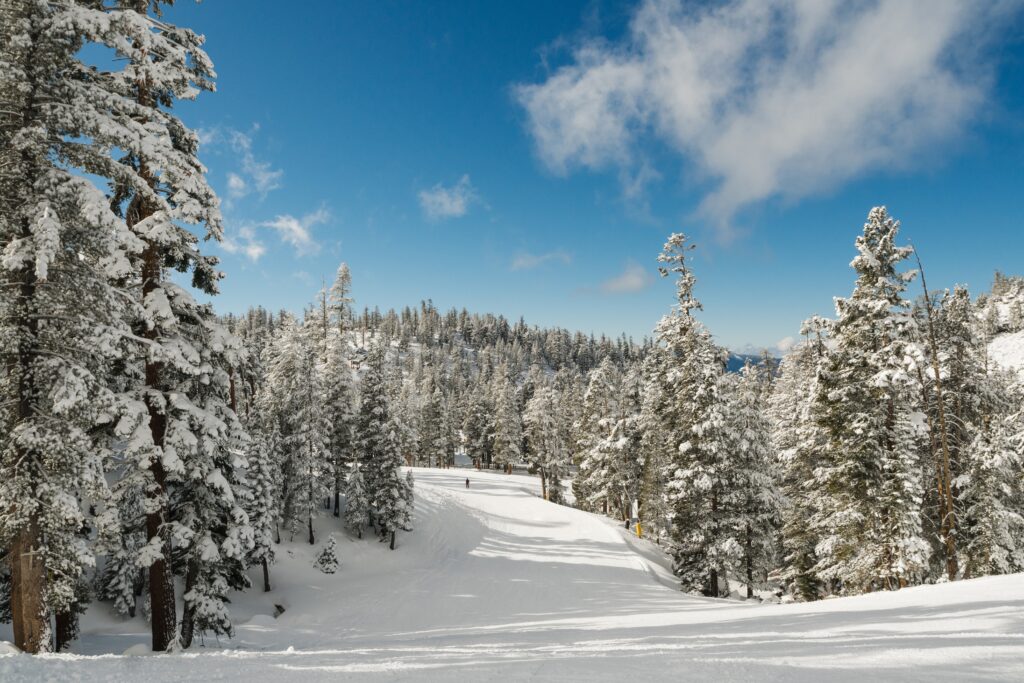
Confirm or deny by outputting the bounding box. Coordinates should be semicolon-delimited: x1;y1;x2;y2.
418;370;447;467
811;207;928;594
313;536;339;574
0;0;154;652
247;411;279;592
523;385;571;503
175;313;256;648
67;0;228;652
598;367;644;521
491;363;522;472
723;363;784;599
957;363;1024;576
654;233;730;596
329;262;354;336
344;462;370;539
358;343;410;549
96;483;146;619
768;317;829;601
323;332;357;517
462;384;493;468
261;317;331;545
637;350;673;543
574;358;621;514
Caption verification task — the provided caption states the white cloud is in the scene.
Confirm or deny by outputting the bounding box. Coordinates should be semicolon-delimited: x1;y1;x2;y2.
228;129;283;196
601;260;653;293
221;224;266;262
511;249;573;271
226;172;248;199
517;0;1014;232
418;174;478;220
262;207;329;256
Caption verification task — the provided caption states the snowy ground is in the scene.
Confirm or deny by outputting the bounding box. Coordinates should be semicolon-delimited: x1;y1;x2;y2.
3;468;1023;681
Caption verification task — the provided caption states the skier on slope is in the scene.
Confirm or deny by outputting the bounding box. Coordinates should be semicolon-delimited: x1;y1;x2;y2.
465;478;470;489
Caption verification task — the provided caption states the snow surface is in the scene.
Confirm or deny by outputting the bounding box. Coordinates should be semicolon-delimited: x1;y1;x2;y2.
3;468;1024;681
989;330;1024;376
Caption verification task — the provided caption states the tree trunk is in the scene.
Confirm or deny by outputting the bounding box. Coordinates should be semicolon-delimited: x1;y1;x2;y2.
540;471;548;501
389;530;396;550
10;520;46;653
333;474;341;517
308;513;315;545
180;560;198;649
745;521;754;599
262;557;272;593
55;608;77;652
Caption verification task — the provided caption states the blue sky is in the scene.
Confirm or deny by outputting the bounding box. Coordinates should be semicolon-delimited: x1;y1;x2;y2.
165;0;1024;352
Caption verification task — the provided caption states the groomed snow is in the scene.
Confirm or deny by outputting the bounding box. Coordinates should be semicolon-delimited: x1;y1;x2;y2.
2;468;1023;681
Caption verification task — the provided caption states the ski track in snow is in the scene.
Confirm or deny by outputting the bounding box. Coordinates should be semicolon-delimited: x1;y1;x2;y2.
2;468;1024;681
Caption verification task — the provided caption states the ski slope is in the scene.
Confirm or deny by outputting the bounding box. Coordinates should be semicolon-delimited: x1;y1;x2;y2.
3;468;1024;681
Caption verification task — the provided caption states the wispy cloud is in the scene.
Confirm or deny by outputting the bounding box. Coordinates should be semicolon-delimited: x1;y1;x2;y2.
511;249;572;271
228;127;283;198
200;124;283;201
418;174;478;220
601;260;653;294
517;0;1018;234
262;207;329;256
220;224;266;262
226;172;248;199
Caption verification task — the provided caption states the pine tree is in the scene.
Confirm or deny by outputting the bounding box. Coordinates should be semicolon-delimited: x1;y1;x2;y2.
358;343;410;549
0;0;160;651
323;335;357;517
462;385;493;468
574;359;621;514
654;233;730;596
811;207;928;594
75;0;226;652
313;537;339;574
491;364;522;471
958;367;1024;576
262;317;331;545
769;318;829;601
344;462;370;539
524;385;571;503
723;364;784;598
247;414;279;593
637;350;673;543
418;371;447;467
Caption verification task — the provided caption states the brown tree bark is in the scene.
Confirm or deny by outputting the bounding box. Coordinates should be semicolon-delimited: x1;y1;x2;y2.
10;520;46;653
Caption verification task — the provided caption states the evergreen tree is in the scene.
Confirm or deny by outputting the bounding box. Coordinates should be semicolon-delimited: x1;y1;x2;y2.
811;207;928;594
654;233;730;596
524;385;571;503
358;343;411;549
723;364;784;598
491;364;522;471
769;318;829;601
313;537;339;574
247;414;279;593
262;318;331;545
344;462;370;539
